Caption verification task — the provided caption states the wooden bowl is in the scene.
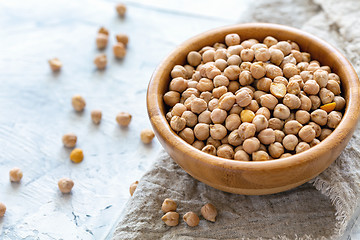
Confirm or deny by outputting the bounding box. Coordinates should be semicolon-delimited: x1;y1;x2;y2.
147;23;360;195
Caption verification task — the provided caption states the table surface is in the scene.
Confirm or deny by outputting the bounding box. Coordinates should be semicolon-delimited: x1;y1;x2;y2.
0;0;358;239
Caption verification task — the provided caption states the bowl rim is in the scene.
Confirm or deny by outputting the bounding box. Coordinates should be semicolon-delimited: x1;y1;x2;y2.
147;23;360;171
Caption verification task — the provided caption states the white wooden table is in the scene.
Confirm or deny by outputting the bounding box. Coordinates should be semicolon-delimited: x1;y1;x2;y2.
0;0;358;239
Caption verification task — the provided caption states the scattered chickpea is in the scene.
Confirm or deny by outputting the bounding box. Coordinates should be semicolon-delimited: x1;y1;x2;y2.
140;129;155;144
162;198;177;213
116;3;126;17
62;133;77;148
162;212;179;227
201;203;217;222
9;167;23;182
72;95;86;112
94;54;107;70
0;202;6;217
113;42;127;59
70;148;84;163
48;58;62;72
91;110;102;124
58;177;74;193
116;33;129;46
96;33;108;49
183;212;200;227
116;112;132;127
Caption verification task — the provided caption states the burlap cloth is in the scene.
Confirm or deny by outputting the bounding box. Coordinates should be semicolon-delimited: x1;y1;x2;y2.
113;0;360;239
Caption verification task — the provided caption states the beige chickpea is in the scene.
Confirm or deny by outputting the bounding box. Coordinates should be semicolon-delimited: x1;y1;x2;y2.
276;41;292;55
253;91;266;104
9;167;23;182
307;62;320;73
140;129;155;144
252;114;268;132
202;49;215;63
214;42;226;49
91;110;102;124
301;52;311;62
212;86;227;99
265;64;283;79
198;110;211;124
96;33;108;49
228;81;240;94
308;122;322;138
171;65;187;79
256;107;271;120
205;64;222;80
251;43;267;51
274;130;285;143
310;138;321;147
187;51;202;67
194;123;210;140
72;95;86;112
311;109;328;126
48;58;62;72
260;94;278;110
296;142;310;153
327;111;342;128
268;142;284;158
201;203;217;222
269;48;284;66
98;27;109;35
234;150;250;161
268;118;284;130
299;94;312;111
228;130;243;146
284;120;303;135
283;93;301;110
319;88;335;105
207;137;221;148
197;78;214;92
286;81;300;95
199;46;214;55
298;125;316;142
0;202;6;217
269;83;286;99
241;49;255;62
225;33;240;46
240;61;252;72
162;198;177;213
202;145;217;155
183;212;200;227
263;36;278;47
210;124;227;140
229;104;243;114
243;137;260;154
235;89;252;107
238;122;256;140
282;134;298;151
227;45;243;56
273;76;288;86
217;144;234;159
252;150;270;161
314;70;328;88
115;33;129;46
200;91;212;103
255;48;270;62
334;96;346;111
297;62;309;72
326;80;341;95
58;177;74;193
171;103;187;116
129;181;138;196
210;109;226;124
116;3;126;17
213;75;229;88
215;59;228;71
116;112;132;127
291;50;302;63
283;63;299;78
319;128;333;141
300;71;312;82
227;55;242;65
94;54;107;70
162;212;179;227
218;93;236;111
190;98;207;114
169;77;188;93
192;140;205;150
241;39;258;49
113;42;127;59
329;73;341;83
224;65;241;80
164;91;180;107
170;116;186;132
239;70;254;86
280;153;293;158
225;114;241;131
280;55;296;69
214;48;227;61
256;77;271;92
309;95;321;110
245;100;259;113
295;110;310;125
273;104;291;120
250;62;266;79
182;111;197;127
258;128;275;145
303;80;320;95
62;133;77;148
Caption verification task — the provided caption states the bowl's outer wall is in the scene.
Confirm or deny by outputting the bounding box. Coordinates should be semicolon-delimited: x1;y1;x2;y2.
147;23;360;195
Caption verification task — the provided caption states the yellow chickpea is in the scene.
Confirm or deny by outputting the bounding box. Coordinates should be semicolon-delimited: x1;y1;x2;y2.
70;148;84;163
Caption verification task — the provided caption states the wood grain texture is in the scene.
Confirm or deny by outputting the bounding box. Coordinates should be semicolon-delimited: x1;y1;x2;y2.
147;23;360;195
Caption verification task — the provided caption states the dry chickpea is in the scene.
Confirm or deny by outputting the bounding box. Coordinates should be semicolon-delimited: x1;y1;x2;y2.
72;95;86;112
258;128;275;145
329;73;340;83
283;63;298;79
212;86;227;99
252;150;270;161
207;137;221;148
217;144;234;159
309;95;321;110
0;202;6;217
276;41;292;55
300;71;312;82
326;80;341;95
299;94;312;111
228;81;240;94
164;91;180;107
210;124;227;140
269;83;286;99
225;33;240;46
171;103;187;116
334;96;346;111
200;92;212;103
202;145;217;155
291;50;302;62
260;94;278;110
265;64;283;79
310;138;321;147
62;133;77;148
205;65;222;80
192;140;205;150
215;48;227;61
9;167;23;182
129;180;139;196
252;114;268;132
96;33;108;49
263;36;278;47
210;109;227;124
274;130;285;143
298;125;316;142
286;81;300;95
244;100;258;113
162;212;179;227
256;77;271;92
162;198;177;213
284;120;303;135
183;212;200;227
199;46;214;55
70;148;84;163
48;58;62;72
307;62;320;73
295;110;310;125
198;110;211;124
227;45;243;56
241;49;255;62
308;122;322;138
327;111;342;128
256;107;271;120
213;75;229;88
182;111;197;127
221;135;229;144
200;203;218;222
239;70;254;86
58;177;74;194
311;109;328;126
91;110;102;124
214;59;227;72
218;93;236;111
280;153;293;158
273;104;290;120
269;48;284;66
116;3;126;17
224;65;241;81
319;88;335;105
297;62;309;72
191;98;207;114
238;122;256;140
241;39;258;49
314;70;328;88
116;112;132;127
319;128;333;141
235;90;252;107
281;55;296;69
194;123;210;140
140;129;155;144
268;142;284;158
169;77;188;93
94;54;107;70
227;55;241;66
251;43;267;51
115;33;129;47
268;118;284;130
240;109;255;123
243;137;260;154
250;62;266;79
224;114;241;131
302;52;311;62
240;62;252;72
170;116;186;132
255;48;270;62
187;51;202;67
172;65;187;79
296;142;310;153
202;50;215;63
283;93;301;110
282;134;298;151
273;76;288;86
113;42;127;59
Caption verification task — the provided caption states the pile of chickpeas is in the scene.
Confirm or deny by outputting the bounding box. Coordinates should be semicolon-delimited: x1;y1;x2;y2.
163;34;345;161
